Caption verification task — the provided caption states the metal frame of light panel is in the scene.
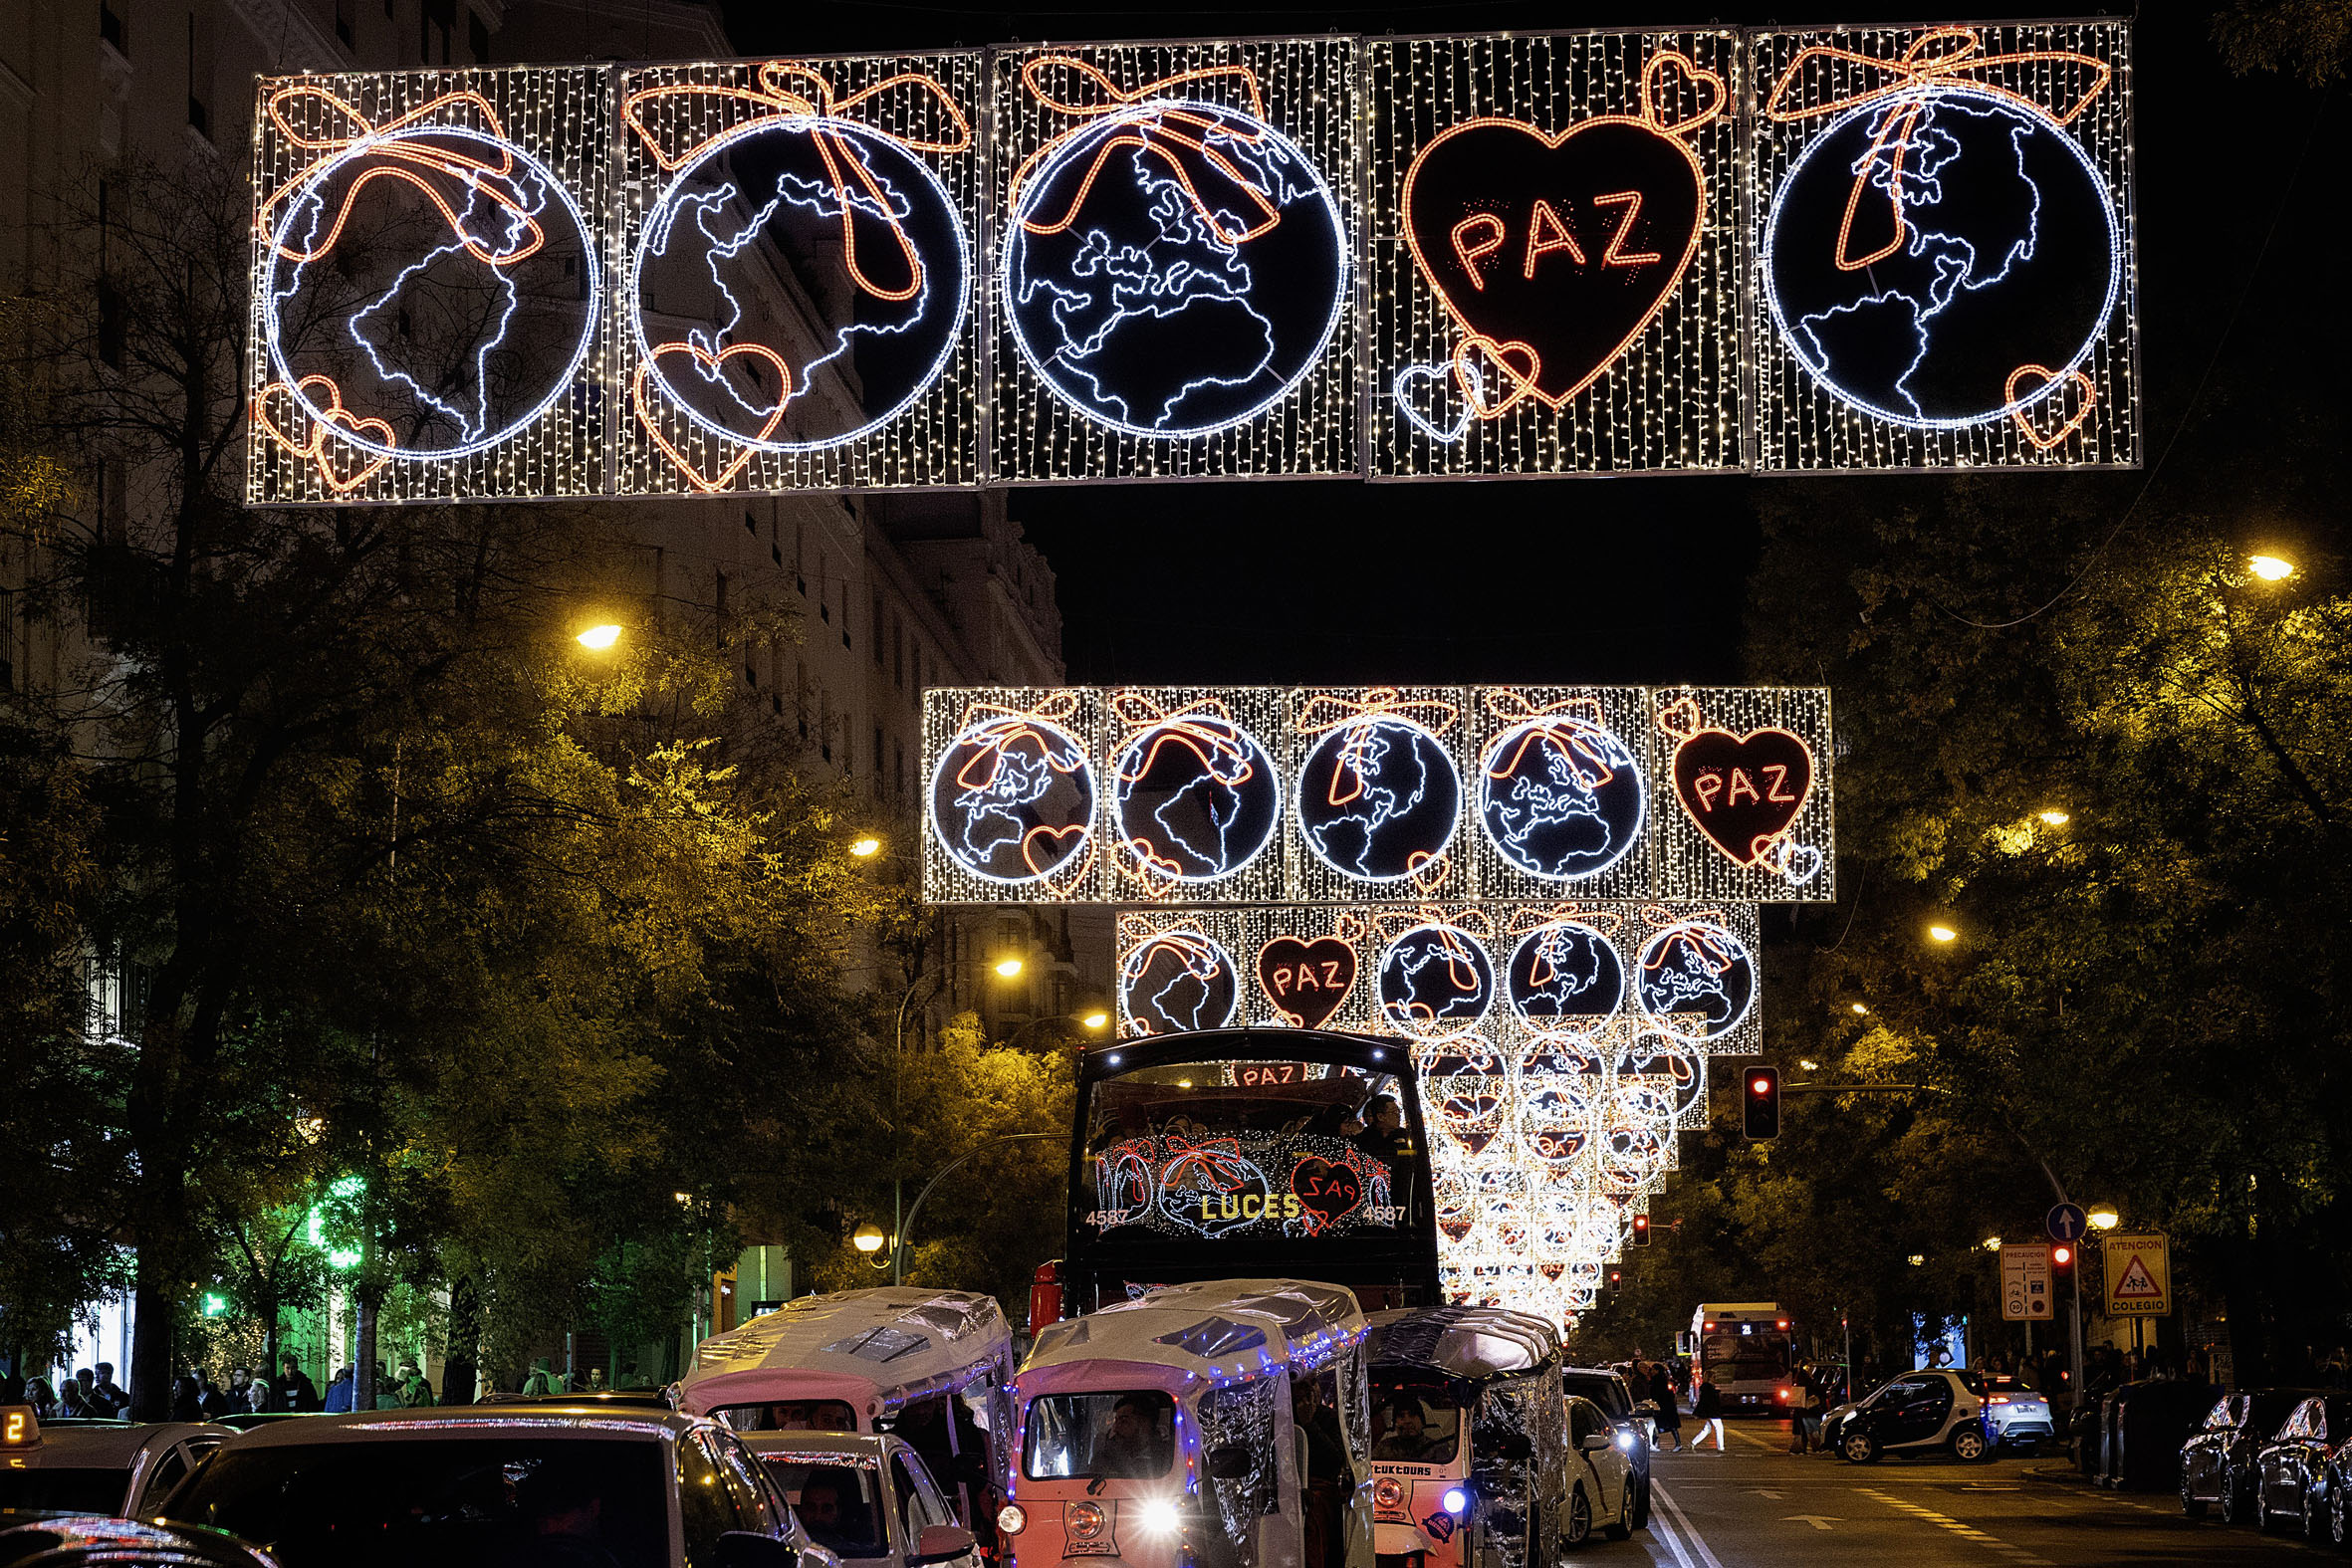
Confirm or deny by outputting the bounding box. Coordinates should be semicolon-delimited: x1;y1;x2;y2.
923;684;1834;905
1747;19;2139;471
1366;28;1745;478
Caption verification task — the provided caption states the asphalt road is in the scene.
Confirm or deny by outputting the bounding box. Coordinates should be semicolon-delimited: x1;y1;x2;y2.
1574;1418;2323;1567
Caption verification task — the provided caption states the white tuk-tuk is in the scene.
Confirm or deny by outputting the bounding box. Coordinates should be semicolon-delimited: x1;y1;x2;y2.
1002;1278;1372;1568
677;1287;1017;1534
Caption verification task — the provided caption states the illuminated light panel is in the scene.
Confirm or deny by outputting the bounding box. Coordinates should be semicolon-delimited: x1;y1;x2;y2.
1369;30;1742;477
1651;686;1834;902
616;53;983;493
1294;693;1465;891
1470;688;1653;899
246;68;609;504
1118;928;1242;1036
1634;919;1757;1046
1105;688;1287;901
1749;22;2139;470
987;39;1361;481
1377;921;1497;1039
922;689;1102;900
1506;920;1626;1031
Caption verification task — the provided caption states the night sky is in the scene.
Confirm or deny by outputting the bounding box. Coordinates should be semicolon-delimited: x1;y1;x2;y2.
724;1;2343;689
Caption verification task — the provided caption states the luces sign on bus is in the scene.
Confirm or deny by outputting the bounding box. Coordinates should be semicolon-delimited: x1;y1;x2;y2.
244;20;2136;503
920;684;1833;907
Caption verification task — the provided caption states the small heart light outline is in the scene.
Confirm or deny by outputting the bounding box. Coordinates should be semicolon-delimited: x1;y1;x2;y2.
2003;363;2097;452
253;374;396;496
633;339;796;492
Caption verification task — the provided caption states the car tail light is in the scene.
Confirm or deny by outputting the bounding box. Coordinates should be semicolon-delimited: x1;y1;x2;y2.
1775;1388;1790;1402
1988;1395;2011;1405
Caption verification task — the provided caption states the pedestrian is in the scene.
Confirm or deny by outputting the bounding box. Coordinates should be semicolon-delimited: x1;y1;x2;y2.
396;1360;435;1408
64;1368;98;1417
91;1363;129;1417
322;1365;356;1414
1787;1375;1820;1454
586;1366;608;1392
225;1366;253;1412
170;1369;203;1422
23;1378;57;1419
197;1370;232;1419
1691;1378;1727;1450
1649;1363;1683;1453
521;1357;559;1397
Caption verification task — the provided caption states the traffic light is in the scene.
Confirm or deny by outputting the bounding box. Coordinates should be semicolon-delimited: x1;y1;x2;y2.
1608;1267;1623;1288
1631;1214;1651;1247
1744;1066;1780;1141
2051;1242;2074;1271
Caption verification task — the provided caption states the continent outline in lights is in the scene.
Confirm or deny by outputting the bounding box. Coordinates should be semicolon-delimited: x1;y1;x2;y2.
1633;919;1756;1045
999;79;1350;442
1506;921;1627;1030
1118;929;1242;1036
1294;710;1465;885
1478;715;1648;882
1377;922;1498;1040
1109;710;1284;886
924;710;1097;888
258;91;601;467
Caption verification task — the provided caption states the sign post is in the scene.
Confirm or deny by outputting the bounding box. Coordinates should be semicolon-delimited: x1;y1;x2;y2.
2102;1233;2172;1317
2001;1244;2054;1322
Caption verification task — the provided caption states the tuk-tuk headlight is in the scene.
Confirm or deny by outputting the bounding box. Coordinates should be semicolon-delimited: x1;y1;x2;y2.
1442;1487;1469;1516
997;1505;1028;1536
1067;1503;1106;1541
1136;1498;1181;1536
1373;1478;1406;1509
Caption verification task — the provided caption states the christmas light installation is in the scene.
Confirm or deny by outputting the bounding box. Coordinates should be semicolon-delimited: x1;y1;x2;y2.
1750;22;2138;469
1478;702;1647;882
988;39;1360;481
1294;690;1464;888
1107;694;1284;891
1651;687;1833;901
1377;921;1497;1039
1505;920;1626;1031
1118;929;1242;1036
1633;917;1756;1046
923;694;1097;895
616;54;982;492
1373;35;1739;475
248;71;606;503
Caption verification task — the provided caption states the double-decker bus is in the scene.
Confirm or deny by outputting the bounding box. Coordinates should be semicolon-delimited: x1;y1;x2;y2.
1686;1303;1796;1411
1042;1028;1444;1324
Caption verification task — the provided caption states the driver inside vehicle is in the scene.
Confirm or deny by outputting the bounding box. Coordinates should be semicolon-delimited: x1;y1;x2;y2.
1093;1395;1173;1478
515;1460;626;1568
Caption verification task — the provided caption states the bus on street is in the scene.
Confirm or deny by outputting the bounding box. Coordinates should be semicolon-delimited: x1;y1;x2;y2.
1686;1303;1796;1412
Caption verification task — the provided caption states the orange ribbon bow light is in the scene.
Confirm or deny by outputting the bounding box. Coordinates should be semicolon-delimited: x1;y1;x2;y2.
1012;56;1283;247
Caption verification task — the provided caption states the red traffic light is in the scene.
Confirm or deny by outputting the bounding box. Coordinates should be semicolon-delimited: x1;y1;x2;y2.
1608;1268;1622;1286
1744;1066;1780;1141
1631;1214;1651;1246
2052;1243;2074;1268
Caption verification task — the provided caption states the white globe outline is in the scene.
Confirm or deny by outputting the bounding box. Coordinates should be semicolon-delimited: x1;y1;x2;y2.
1294;715;1464;884
1478;717;1648;881
1505;921;1627;1030
1119;928;1241;1035
1376;923;1495;1041
923;714;1095;886
1108;716;1284;885
1632;921;1756;1044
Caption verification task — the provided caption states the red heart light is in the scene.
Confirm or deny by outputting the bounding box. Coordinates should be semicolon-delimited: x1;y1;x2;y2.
1290;1155;1364;1235
1257;936;1357;1029
1672;727;1814;865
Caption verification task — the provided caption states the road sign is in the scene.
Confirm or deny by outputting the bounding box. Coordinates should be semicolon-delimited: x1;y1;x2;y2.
2001;1244;2054;1321
2103;1232;2171;1316
2046;1203;2087;1241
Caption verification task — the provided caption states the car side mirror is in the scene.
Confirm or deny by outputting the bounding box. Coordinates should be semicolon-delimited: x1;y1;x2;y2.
909;1524;976;1565
1497;1434;1532;1462
1581;1433;1614;1453
1206;1444;1254;1480
718;1532;807;1568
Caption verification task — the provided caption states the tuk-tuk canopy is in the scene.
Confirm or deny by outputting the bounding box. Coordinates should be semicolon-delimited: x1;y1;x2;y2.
677;1286;1011;1421
1362;1306;1560;1383
1024;1278;1365;1387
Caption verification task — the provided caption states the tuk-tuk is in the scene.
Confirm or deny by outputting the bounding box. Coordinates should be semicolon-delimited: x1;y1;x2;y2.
676;1286;1016;1532
1361;1307;1568;1568
1003;1278;1373;1568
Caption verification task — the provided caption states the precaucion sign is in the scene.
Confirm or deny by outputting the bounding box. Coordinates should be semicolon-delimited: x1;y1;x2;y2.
2103;1232;2171;1316
2001;1243;2053;1321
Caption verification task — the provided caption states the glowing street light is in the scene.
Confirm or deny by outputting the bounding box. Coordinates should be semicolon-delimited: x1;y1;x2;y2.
851;1223;887;1254
2087;1206;2120;1231
1850;1002;1870;1015
1908;1253;1926;1267
1928;924;1959;944
1983;1235;2003;1251
2248;554;2296;583
2037;808;2071;826
576;623;623;650
1798;1059;1819;1071
993;956;1025;980
1080;1010;1109;1030
848;835;882;858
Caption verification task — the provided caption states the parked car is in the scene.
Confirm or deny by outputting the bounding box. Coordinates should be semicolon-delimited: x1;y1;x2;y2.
1563;1395;1641;1544
1823;1370;1991;1463
1981;1377;2054;1451
2181;1390;2320;1524
0;1412;233;1520
1559;1366;1649;1525
152;1403;834;1568
0;1515;279;1568
739;1432;978;1568
2256;1394;2352;1539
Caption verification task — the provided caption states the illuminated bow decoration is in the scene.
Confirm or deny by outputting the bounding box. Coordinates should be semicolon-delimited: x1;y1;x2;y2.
1107;694;1258;784
1157;1133;1259;1195
1012;56;1283;246
1764;28;2111;274
1511;903;1625;940
1636;910;1740;982
624;62;971;306
258;86;545;268
945;702;1095;885
1482;701;1626;797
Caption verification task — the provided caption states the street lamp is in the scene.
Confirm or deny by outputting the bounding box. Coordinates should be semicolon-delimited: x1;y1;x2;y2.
1850;1002;1870;1015
2087;1206;2120;1231
1908;1253;1926;1267
2036;808;2071;826
994;956;1025;979
2248;554;2297;583
1081;1009;1109;1029
576;623;623;650
1983;1235;2003;1251
852;1224;889;1265
848;835;882;858
1798;1059;1819;1071
1928;923;1960;944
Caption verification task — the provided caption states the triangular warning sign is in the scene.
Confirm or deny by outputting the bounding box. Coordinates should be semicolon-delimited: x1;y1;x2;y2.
2113;1254;2162;1299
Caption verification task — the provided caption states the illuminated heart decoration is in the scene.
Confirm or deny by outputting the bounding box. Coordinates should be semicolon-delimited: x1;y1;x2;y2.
1391;361;1473;444
1257;936;1356;1029
1405;112;1705;407
1429;1086;1507;1156
314;407;397;495
1671;727;1813;866
634;341;795;492
1453;336;1540;417
2004;364;2097;452
1020;822;1091;876
1439;1214;1476;1244
1766;839;1825;888
1290;1156;1363;1235
253;375;396;496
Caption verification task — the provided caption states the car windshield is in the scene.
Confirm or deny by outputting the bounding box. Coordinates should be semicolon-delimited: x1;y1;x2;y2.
0;1466;127;1514
1370;1380;1461;1465
765;1460;887;1559
1023;1392;1176;1481
158;1437;669;1568
1560;1376;1628;1419
711;1401;859;1434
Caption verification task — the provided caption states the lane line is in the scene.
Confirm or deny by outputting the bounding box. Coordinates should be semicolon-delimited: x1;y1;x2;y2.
1639;1489;1703;1568
1650;1479;1728;1568
1852;1486;2053;1566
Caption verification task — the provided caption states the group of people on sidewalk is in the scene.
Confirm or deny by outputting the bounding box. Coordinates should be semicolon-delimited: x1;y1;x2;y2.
1624;1357;1732;1453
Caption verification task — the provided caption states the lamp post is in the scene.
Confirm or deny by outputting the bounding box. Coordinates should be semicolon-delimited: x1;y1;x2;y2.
1001;1010;1110;1051
884;954;1028;1285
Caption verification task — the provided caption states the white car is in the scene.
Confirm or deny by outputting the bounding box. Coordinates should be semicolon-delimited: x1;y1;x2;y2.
1824;1370;1993;1463
1562;1395;1639;1545
739;1432;981;1568
0;1414;233;1518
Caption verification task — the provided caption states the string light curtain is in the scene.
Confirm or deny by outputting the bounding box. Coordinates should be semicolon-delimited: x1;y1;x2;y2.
1747;21;2139;470
246;66;611;504
1367;29;1744;477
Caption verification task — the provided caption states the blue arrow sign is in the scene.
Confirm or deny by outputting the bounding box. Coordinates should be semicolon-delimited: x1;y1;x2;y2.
2047;1204;2086;1242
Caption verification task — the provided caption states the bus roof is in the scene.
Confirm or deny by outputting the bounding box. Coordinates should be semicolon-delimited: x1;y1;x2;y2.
1692;1303;1786;1318
677;1287;1010;1420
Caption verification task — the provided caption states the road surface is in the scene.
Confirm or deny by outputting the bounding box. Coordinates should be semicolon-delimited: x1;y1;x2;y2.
1591;1419;2316;1567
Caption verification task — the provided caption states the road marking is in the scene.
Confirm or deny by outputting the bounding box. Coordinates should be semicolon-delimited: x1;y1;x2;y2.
1782;1514;1840;1530
1853;1486;2053;1566
1651;1479;1728;1568
1745;1488;1785;1500
1640;1499;1703;1568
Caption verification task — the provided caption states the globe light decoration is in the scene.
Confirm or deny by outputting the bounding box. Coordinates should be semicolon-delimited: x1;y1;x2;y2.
988;39;1361;481
1118;929;1242;1036
1105;691;1287;901
922;690;1101;901
1474;689;1652;900
1367;30;1743;476
615;54;983;493
1750;22;2139;470
1294;691;1466;898
246;69;609;504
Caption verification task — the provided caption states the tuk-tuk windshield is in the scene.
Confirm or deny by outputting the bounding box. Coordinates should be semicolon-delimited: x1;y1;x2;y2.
1369;1380;1461;1464
711;1400;859;1432
1024;1392;1177;1480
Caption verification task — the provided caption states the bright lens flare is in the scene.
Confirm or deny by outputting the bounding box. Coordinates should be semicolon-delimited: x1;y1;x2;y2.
2249;555;2296;582
1135;1498;1181;1536
2087;1207;2120;1231
576;623;622;650
996;1505;1027;1536
1442;1487;1469;1515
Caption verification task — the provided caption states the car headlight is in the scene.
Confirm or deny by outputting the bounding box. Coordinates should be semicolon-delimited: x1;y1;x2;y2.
1373;1477;1406;1509
997;1505;1027;1536
1135;1498;1181;1537
1442;1487;1469;1516
1616;1431;1637;1452
1066;1502;1105;1541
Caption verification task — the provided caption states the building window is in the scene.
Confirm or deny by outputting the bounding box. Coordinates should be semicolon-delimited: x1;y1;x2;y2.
840;582;850;648
894;738;905;799
892;618;903;689
0;584;15;691
796;660;808;740
186;15;209;133
744;508;757;536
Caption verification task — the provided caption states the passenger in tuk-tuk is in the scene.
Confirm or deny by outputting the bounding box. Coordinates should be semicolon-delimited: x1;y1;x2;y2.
1371;1391;1461;1462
